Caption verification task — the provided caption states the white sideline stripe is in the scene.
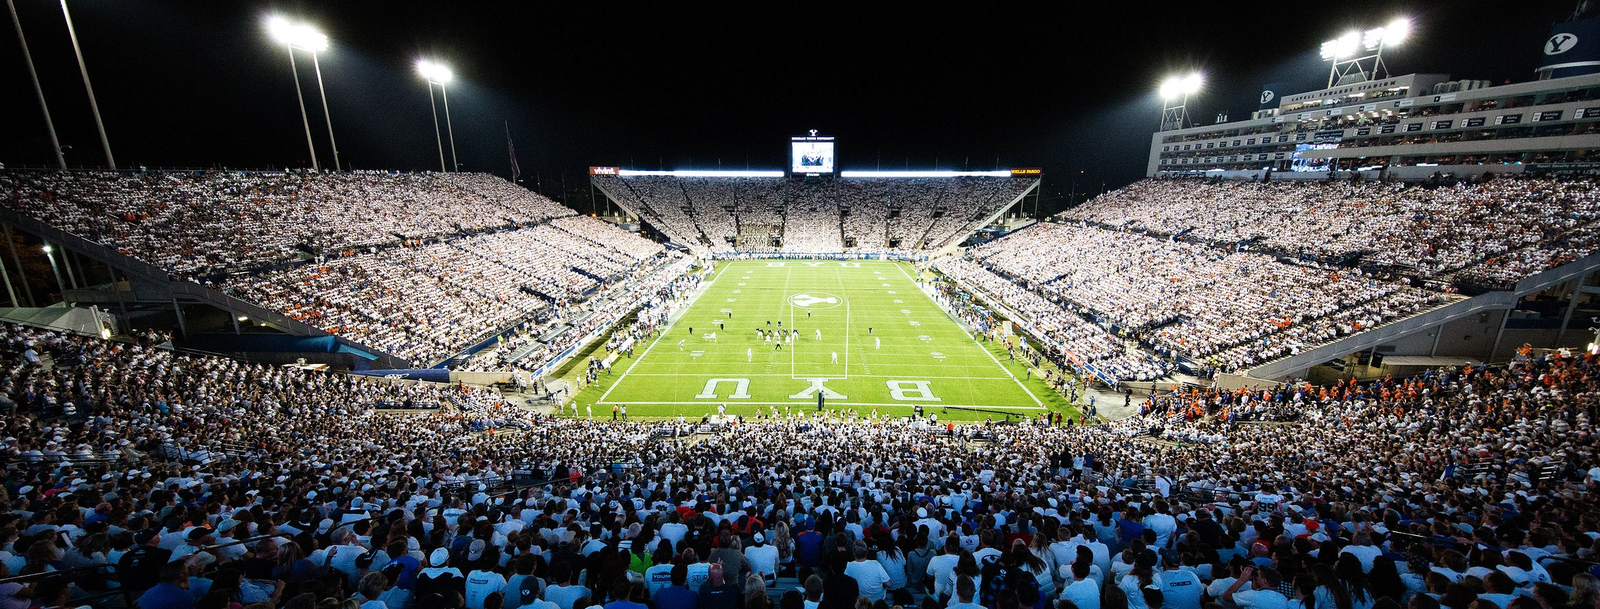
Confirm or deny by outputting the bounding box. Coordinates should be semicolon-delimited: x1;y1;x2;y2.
597;260;732;403
895;261;1042;407
615;373;1017;379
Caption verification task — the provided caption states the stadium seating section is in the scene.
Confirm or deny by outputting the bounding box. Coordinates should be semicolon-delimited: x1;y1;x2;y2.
0;171;670;367
941;176;1600;376
0;318;1596;609
593;176;1033;255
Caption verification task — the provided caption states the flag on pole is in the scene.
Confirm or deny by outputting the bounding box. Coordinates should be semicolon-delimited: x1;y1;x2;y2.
505;121;522;183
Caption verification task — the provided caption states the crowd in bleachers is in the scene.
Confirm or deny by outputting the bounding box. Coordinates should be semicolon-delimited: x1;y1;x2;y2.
601;179;707;251
1062;176;1600;286
1;315;1597;609
968;223;1446;372
592;176;1033;256
677;180;740;253
0;170;674;367
0;171;574;277
223;220;667;365
934;257;1171;381
455;256;696;374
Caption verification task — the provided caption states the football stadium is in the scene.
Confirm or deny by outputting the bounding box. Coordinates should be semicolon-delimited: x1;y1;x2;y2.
1;4;1599;609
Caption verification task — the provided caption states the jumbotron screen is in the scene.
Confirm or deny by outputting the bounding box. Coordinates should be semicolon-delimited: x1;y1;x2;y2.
790;136;836;174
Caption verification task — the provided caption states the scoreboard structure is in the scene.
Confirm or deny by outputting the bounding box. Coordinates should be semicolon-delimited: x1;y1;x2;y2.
790;130;836;176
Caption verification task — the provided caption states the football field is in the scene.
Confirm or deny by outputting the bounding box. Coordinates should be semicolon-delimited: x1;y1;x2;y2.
574;259;1072;420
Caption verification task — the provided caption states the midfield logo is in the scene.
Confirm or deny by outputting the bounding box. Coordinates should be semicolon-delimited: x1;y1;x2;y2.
788;293;842;308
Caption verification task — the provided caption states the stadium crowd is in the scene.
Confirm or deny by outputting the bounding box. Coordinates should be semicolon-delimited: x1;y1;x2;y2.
0;169;674;368
593;177;1032;256
934;257;1171;381
223;222;667;366
968;223;1447;372
1062;176;1600;286
0;315;1596;609
0;171;574;277
455;257;697;375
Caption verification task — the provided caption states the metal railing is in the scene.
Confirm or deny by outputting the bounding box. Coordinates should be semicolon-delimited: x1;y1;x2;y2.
0;563;133;607
0;207;408;369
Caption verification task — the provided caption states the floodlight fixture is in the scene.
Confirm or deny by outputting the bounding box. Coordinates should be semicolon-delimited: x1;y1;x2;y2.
1321;18;1411;87
1320;31;1361;60
267;17;327;52
1158;72;1202;131
1384;17;1411;45
1159;73;1202;100
416;59;453;84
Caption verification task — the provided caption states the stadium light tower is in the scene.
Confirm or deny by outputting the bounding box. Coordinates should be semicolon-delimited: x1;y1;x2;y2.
7;0;65;169
417;60;458;172
1159;73;1203;131
58;1;114;169
1321;17;1410;88
267;17;338;171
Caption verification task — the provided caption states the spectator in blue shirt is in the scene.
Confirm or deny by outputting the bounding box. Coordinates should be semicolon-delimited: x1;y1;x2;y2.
654;564;698;609
604;579;650;609
138;561;197;609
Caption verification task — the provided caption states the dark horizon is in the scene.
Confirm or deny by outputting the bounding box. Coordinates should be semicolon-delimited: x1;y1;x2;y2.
0;1;1578;215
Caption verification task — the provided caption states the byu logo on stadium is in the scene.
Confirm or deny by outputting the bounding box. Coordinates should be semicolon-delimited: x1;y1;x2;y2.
1259;90;1274;104
788;292;842;309
1547;33;1578;55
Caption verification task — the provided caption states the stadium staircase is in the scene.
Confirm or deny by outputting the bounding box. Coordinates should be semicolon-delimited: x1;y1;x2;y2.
911;196;943;251
592;178;710;258
935;179;1038;254
676;181;717;250
837;206;848;249
778;193;791;249
883;207;895;249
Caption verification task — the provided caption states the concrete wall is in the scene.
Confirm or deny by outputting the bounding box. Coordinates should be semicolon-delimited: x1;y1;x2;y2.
1433;311;1505;358
1215;373;1284;390
1374;326;1439;356
452;371;521;386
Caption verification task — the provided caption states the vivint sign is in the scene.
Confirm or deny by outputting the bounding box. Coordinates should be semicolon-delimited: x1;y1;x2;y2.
589;166;621;175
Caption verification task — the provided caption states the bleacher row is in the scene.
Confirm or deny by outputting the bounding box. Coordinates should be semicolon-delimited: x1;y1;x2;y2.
939;175;1600;377
1;317;1598;609
593;176;1033;255
0;170;670;368
1061;176;1600;289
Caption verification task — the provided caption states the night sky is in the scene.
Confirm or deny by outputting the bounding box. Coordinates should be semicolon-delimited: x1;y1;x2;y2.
0;1;1578;214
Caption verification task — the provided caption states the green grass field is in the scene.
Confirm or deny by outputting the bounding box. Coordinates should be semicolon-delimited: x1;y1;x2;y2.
565;260;1079;421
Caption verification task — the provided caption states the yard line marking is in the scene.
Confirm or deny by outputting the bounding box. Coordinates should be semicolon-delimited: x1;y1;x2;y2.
597;260;731;403
841;267;851;379
894;261;1042;407
786;264;795;379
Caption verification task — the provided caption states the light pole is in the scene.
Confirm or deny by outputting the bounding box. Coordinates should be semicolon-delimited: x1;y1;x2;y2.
268;17;330;170
60;0;113;169
1158;73;1203;132
7;0;65;169
417;60;457;172
312;51;339;171
42;244;65;303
